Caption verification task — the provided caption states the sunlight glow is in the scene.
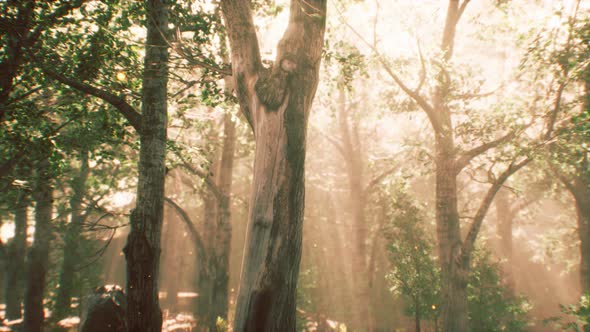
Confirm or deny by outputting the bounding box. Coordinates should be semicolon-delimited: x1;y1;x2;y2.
0;223;14;243
116;71;127;82
109;192;134;208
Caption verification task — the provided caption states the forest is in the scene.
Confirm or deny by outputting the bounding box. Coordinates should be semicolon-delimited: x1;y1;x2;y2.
0;0;589;331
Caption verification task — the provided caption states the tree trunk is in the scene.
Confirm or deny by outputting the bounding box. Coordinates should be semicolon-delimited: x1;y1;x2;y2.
3;192;28;320
434;132;469;332
23;160;53;332
123;1;168;331
495;189;515;290
196;114;236;332
415;305;421;332
54;149;89;320
221;1;327;330
579;203;590;332
434;2;470;331
0;0;35;119
337;88;372;331
195;192;217;330
210;113;236;329
572;177;590;295
579;80;590;297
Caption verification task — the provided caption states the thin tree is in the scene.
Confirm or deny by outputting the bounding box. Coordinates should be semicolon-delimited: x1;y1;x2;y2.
3;190;28;320
22;159;53;332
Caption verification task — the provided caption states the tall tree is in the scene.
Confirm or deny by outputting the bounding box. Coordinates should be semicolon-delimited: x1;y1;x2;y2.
123;0;169;330
220;1;327;330
3;190;28;320
53;148;89;320
22;159;53;332
195;113;236;331
344;1;531;330
39;1;169;329
552;78;590;299
176;110;237;331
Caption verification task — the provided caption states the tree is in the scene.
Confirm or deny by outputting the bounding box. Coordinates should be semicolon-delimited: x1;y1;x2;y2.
174;110;237;331
3;190;28;320
328;85;399;330
122;0;169;330
384;183;441;332
37;1;169;329
523;2;589;305
220;1;327;330
22;158;54;332
342;2;533;330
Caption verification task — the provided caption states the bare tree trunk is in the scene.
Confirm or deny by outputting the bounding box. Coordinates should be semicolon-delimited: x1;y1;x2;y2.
571;177;590;294
193;79;236;332
415;304;421;332
210;113;236;329
435;3;470;331
220;1;327;330
23;160;53;332
434;137;469;332
4;192;28;320
579;81;590;297
123;1;168;331
337;88;372;331
195;193;217;330
54;149;89;320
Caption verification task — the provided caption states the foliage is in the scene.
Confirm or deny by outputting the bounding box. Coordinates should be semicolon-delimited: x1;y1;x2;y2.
383;182;441;324
545;294;590;331
468;249;531;332
383;182;530;331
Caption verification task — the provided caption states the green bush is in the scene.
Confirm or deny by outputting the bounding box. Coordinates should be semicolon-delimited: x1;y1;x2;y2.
468;249;531;332
545;294;590;331
384;183;530;331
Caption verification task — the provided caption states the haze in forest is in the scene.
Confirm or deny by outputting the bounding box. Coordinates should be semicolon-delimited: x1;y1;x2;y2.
0;0;589;332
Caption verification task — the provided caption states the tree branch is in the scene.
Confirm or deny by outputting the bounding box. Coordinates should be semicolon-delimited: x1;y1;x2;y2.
334;5;440;130
455;131;516;174
457;1;470;23
42;65;143;133
164;197;206;260
364;165;398;195
461;157;531;259
6;86;42;105
27;0;87;46
414;40;427;95
174;151;224;202
220;0;262;129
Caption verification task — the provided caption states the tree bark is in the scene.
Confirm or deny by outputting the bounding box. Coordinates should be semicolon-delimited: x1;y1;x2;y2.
123;1;168;331
570;176;590;295
3;191;28;320
337;88;373;331
220;1;327;330
54;149;89;320
195;113;237;332
23;160;53;332
195;191;217;330
415;304;421;332
434;133;469;332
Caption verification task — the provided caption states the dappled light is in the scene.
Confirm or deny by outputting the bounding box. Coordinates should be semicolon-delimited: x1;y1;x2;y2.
1;0;589;331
